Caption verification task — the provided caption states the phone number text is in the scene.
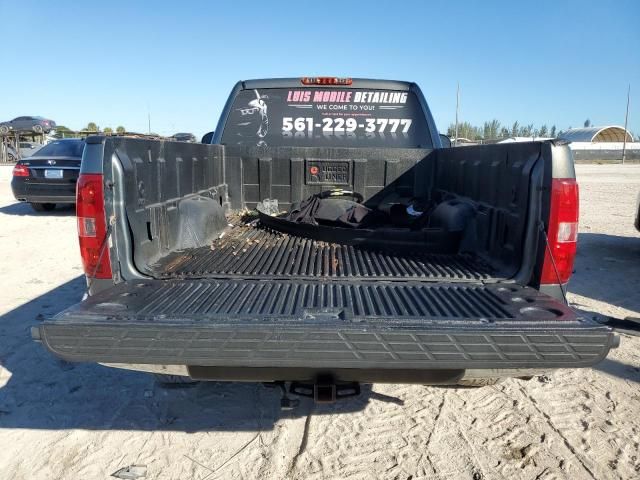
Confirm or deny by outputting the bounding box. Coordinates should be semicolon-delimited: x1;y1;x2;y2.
282;117;413;134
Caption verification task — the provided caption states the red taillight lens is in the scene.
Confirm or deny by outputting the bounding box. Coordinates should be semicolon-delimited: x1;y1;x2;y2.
301;77;353;85
13;164;30;177
540;178;579;284
76;173;112;279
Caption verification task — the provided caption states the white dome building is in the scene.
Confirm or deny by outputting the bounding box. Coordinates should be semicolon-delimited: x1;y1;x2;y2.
558;126;639;162
559;126;634;143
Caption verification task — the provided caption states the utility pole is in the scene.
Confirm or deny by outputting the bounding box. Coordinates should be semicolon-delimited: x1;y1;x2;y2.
147;103;151;135
622;84;630;164
454;82;460;147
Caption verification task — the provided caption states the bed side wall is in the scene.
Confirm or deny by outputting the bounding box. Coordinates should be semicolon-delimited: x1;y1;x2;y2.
433;142;543;277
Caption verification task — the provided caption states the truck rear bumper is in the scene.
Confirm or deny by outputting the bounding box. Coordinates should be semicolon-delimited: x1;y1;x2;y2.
34;316;615;371
35;280;616;379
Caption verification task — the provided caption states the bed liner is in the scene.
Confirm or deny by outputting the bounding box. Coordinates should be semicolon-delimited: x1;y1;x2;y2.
149;220;498;282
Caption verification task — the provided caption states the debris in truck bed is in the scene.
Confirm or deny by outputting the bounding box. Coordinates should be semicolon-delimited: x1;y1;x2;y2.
239;208;260;223
154;218;494;281
257;198;280;216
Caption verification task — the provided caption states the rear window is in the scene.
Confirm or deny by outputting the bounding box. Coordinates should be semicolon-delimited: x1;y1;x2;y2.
221;88;432;148
35;141;85;157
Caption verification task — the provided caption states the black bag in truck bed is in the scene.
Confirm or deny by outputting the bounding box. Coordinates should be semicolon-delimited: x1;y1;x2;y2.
36;278;614;373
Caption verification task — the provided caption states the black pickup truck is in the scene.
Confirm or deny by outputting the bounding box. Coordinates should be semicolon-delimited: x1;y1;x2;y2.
34;78;617;397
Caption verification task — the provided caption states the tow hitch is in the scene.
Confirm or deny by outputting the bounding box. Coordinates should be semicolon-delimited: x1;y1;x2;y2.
265;377;361;408
291;376;361;404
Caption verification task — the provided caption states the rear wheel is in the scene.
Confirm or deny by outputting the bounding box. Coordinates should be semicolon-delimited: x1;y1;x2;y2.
33;124;43;133
0;125;8;134
30;203;56;212
7;152;16;163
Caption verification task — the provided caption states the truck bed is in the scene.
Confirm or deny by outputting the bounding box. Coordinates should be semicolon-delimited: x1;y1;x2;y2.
38;137;615;383
149;219;496;282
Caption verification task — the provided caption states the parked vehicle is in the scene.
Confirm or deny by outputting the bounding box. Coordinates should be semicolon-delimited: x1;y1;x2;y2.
201;131;214;144
0;116;57;135
5;147;17;163
170;132;197;143
11;138;85;211
34;78;616;400
7;141;43;161
19;141;44;157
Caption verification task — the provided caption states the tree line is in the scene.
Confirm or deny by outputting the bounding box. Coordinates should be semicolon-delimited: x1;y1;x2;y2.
443;118;618;142
446;120;561;141
53;123;126;137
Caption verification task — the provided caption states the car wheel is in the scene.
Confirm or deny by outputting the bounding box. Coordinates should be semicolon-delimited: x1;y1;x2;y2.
33;125;43;133
7;153;16;162
0;125;8;134
30;203;56;212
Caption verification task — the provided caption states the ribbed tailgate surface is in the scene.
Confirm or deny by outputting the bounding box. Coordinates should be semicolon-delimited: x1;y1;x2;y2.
39;279;614;370
129;280;513;319
51;279;574;323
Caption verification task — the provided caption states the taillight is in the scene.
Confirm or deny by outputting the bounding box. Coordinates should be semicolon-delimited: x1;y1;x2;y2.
540;178;579;284
13;164;30;177
301;77;353;85
76;173;112;279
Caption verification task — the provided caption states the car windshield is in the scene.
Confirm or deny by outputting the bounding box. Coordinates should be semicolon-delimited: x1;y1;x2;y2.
34;141;85;157
221;87;432;148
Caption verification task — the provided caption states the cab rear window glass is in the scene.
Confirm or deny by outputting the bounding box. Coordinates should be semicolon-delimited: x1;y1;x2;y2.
35;141;85;157
221;88;431;148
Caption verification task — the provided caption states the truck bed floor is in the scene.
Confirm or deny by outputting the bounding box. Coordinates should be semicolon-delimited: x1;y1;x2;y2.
150;221;495;282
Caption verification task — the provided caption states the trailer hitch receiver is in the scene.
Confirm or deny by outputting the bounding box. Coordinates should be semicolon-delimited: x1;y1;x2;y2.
290;376;361;403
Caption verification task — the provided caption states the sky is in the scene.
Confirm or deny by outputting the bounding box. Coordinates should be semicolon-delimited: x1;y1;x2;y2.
1;0;639;139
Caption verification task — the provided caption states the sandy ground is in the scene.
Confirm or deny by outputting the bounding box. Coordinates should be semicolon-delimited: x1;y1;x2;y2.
0;164;639;480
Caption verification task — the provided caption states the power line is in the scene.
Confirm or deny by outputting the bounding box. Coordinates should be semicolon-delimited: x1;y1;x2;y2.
622;84;630;164
454;82;460;146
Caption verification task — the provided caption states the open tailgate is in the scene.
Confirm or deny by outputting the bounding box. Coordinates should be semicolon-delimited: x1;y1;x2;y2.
34;279;616;375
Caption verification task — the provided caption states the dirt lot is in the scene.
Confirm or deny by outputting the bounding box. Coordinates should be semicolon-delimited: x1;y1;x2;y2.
0;164;639;480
